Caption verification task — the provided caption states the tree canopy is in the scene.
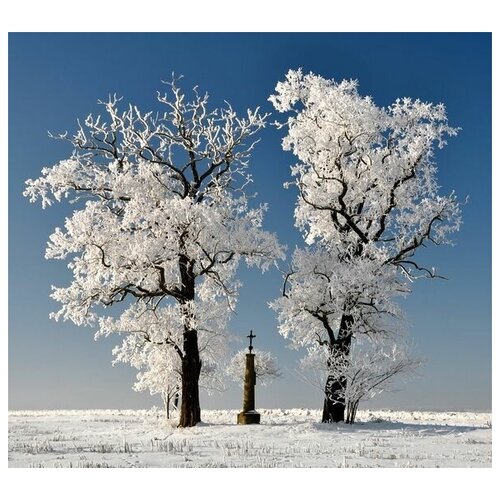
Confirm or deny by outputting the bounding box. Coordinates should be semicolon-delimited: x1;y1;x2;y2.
25;77;284;426
270;70;461;422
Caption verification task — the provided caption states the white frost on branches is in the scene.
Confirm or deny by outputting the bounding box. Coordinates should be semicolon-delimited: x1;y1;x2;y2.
227;349;281;386
24;77;285;414
102;300;227;396
269;69;461;421
269;69;461;260
271;246;407;349
302;335;421;423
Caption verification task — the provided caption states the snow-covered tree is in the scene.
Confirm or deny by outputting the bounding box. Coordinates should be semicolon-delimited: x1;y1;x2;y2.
227;348;281;386
25;77;284;427
301;335;420;424
103;294;227;420
270;69;461;423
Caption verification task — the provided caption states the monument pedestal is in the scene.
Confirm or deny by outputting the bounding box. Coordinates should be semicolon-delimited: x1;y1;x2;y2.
237;410;260;425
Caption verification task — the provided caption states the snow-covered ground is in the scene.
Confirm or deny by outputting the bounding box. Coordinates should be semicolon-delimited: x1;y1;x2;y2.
8;408;491;468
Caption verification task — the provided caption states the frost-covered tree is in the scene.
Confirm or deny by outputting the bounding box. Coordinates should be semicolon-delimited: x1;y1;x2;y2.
227;348;281;386
25;77;284;427
104;293;227;420
301;335;420;424
270;69;461;423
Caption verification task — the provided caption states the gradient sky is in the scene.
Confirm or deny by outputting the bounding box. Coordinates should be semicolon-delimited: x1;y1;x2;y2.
8;33;491;412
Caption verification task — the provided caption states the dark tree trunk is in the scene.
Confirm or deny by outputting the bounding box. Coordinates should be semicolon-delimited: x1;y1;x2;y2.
177;251;202;428
322;373;347;423
321;313;353;423
179;328;202;427
173;387;180;409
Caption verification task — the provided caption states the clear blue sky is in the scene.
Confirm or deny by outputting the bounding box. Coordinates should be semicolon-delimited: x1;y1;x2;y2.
8;33;491;411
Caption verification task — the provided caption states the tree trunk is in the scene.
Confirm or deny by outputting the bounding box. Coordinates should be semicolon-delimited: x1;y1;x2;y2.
177;251;201;428
173;387;180;409
321;313;353;423
322;374;347;423
346;401;359;424
166;392;171;420
179;329;202;427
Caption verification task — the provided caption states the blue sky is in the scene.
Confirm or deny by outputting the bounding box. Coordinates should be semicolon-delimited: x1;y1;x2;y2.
8;33;491;411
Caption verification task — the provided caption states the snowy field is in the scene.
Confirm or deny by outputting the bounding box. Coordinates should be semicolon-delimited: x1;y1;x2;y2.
8;408;491;468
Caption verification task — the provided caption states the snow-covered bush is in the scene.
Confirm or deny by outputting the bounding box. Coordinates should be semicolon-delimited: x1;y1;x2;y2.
227;349;281;386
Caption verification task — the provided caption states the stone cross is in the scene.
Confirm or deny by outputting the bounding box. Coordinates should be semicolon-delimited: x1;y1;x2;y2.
247;330;255;353
237;330;261;425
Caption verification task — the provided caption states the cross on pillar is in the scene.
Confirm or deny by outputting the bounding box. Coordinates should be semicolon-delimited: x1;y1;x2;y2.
238;329;260;425
247;330;256;353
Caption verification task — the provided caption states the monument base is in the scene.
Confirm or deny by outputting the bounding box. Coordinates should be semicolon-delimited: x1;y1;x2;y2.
237;410;261;425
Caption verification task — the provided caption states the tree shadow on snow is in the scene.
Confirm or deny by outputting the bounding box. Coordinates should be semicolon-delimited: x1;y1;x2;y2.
310;419;487;436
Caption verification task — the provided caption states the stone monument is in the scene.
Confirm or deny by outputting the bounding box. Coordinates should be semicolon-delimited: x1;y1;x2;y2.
237;330;261;425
